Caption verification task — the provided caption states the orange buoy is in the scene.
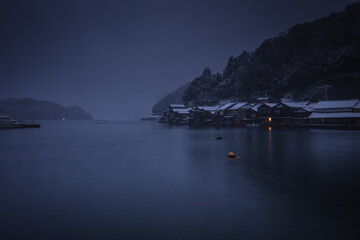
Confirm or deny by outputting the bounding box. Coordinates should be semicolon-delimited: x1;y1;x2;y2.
228;152;235;158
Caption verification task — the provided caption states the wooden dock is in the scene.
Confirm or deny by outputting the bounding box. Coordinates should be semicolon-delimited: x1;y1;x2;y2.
0;124;40;129
23;124;41;128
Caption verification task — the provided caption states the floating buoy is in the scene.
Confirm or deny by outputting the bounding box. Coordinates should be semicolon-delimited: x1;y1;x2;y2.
216;136;222;140
228;152;235;158
236;157;240;159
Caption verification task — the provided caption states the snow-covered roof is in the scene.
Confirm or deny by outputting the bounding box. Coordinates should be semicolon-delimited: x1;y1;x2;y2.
250;103;261;108
228;102;248;110
257;97;269;101
282;101;308;108
354;101;360;109
217;102;236;111
190;106;218;114
250;107;258;112
308;112;360;119
303;107;314;112
169;104;186;108
173;108;190;114
312;100;359;110
306;102;317;108
263;103;278;108
198;106;218;111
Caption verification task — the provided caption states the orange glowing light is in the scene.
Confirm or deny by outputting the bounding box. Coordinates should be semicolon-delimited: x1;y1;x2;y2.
269;127;272;131
268;118;272;122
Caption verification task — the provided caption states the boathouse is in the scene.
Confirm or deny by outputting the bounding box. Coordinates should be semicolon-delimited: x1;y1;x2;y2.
227;102;250;124
244;106;259;124
308;100;360;126
216;102;237;125
188;106;217;125
281;101;311;125
257;103;277;125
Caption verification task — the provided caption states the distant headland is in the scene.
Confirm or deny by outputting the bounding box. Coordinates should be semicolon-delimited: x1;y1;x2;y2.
0;98;93;120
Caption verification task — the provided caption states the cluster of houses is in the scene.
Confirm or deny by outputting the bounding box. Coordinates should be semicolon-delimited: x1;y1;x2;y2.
158;98;360;128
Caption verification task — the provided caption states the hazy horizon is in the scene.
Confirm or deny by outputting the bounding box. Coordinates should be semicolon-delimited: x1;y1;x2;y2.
0;0;356;120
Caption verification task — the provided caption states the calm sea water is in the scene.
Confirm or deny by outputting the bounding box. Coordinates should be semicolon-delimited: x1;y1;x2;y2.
1;121;360;240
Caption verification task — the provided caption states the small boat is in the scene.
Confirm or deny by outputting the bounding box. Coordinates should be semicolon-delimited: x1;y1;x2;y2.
245;123;260;129
0;114;23;129
0;114;40;129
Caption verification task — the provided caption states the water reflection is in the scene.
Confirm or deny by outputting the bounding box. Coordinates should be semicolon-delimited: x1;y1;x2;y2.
267;127;273;162
1;122;360;239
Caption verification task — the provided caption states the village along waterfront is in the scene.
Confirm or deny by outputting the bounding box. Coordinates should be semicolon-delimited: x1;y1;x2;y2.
0;120;359;239
157;99;360;129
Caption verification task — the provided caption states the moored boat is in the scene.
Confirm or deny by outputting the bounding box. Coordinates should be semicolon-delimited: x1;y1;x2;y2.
0;114;24;128
245;123;260;128
0;114;40;129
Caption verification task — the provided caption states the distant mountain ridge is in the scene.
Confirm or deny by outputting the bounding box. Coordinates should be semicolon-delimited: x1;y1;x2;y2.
153;2;360;111
0;98;93;120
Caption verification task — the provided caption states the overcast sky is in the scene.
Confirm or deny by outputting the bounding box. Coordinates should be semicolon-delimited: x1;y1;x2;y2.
0;0;356;120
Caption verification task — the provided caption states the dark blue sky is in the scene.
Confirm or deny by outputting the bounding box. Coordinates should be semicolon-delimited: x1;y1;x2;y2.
0;0;355;120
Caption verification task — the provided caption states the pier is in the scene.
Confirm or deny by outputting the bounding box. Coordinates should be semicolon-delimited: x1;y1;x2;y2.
0;124;40;129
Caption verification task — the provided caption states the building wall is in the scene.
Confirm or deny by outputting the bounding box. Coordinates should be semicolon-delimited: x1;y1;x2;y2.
308;118;360;125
